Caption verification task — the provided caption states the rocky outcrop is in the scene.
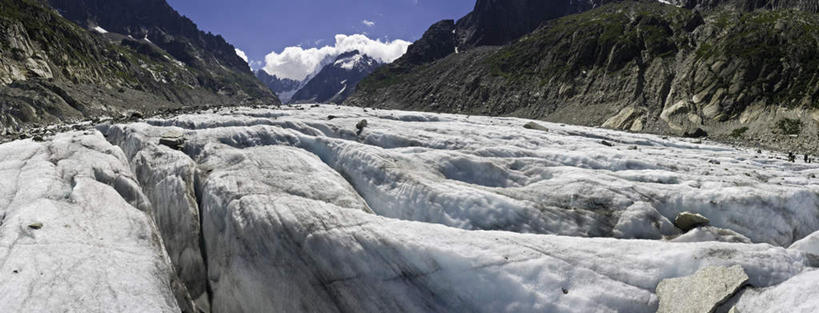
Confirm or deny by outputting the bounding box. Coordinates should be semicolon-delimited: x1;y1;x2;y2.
0;0;277;134
455;0;618;49
348;1;819;152
656;265;749;313
47;0;250;73
396;20;458;67
666;0;819;12
255;69;302;102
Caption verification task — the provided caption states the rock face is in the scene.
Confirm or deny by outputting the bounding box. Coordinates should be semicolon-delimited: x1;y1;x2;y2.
376;0;620;81
290;50;383;104
667;0;819;12
675;212;711;232
47;0;250;73
0;0;277;133
656;265;750;313
255;70;302;102
397;20;458;67
454;0;614;49
348;1;819;152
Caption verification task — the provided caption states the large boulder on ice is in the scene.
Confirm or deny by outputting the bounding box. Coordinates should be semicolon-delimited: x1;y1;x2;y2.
656;265;749;313
674;212;711;232
159;129;185;150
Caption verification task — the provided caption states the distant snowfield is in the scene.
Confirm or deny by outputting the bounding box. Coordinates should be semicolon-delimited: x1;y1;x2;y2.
1;105;817;312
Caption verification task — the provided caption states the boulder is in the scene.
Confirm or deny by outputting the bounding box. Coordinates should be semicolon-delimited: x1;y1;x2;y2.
656;265;749;313
684;128;709;138
523;121;549;132
356;119;368;135
159;130;185;150
674;212;710;232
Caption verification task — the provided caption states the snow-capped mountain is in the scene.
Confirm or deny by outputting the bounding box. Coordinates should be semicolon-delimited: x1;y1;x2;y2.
290;50;383;104
255;54;338;103
255;70;302;103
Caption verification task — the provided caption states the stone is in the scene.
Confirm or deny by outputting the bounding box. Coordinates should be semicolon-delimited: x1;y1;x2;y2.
129;112;144;120
674;212;710;232
159;130;185;150
684;128;709;138
523;121;549;132
356;119;368;135
656;265;749;313
28;222;43;230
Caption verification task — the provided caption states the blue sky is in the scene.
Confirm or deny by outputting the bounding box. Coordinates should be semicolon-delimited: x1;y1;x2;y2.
166;0;475;66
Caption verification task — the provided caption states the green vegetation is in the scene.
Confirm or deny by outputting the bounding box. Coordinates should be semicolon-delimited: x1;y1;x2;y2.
730;127;749;138
485;2;692;81
776;118;803;135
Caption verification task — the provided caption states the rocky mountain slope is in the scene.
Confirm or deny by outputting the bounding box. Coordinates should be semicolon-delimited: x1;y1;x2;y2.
2;105;818;312
390;0;619;72
255;70;301;102
290;50;383;104
0;0;277;137
347;0;819;153
666;0;819;12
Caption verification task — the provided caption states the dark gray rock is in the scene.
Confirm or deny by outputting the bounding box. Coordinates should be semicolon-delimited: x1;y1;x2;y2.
675;212;711;232
656;265;749;313
523;121;549;132
159;130;185;150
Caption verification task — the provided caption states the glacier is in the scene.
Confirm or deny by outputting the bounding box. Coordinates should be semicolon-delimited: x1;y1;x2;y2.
1;104;817;312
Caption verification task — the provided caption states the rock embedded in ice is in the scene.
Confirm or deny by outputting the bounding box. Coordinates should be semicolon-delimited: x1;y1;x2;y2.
675;212;711;232
356;118;368;135
523;121;549;132
656;265;749;313
159;130;185;150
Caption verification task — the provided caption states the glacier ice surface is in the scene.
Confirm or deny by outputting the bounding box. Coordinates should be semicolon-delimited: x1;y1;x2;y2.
1;104;817;312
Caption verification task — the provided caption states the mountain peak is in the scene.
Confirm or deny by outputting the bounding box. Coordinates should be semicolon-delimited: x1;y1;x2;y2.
290;51;382;104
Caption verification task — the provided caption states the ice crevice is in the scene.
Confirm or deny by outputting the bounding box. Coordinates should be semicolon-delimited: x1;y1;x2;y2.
1;105;818;312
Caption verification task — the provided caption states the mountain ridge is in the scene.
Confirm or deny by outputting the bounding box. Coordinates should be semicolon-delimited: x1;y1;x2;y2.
347;0;819;153
0;0;277;135
290;50;383;104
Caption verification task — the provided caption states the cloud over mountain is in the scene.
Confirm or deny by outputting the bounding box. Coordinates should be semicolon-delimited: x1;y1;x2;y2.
261;34;410;81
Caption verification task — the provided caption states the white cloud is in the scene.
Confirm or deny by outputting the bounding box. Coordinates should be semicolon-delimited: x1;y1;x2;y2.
235;48;249;63
262;34;411;81
362;20;375;27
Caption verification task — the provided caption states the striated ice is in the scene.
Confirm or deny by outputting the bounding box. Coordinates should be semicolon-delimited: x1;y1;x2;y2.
1;104;817;313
